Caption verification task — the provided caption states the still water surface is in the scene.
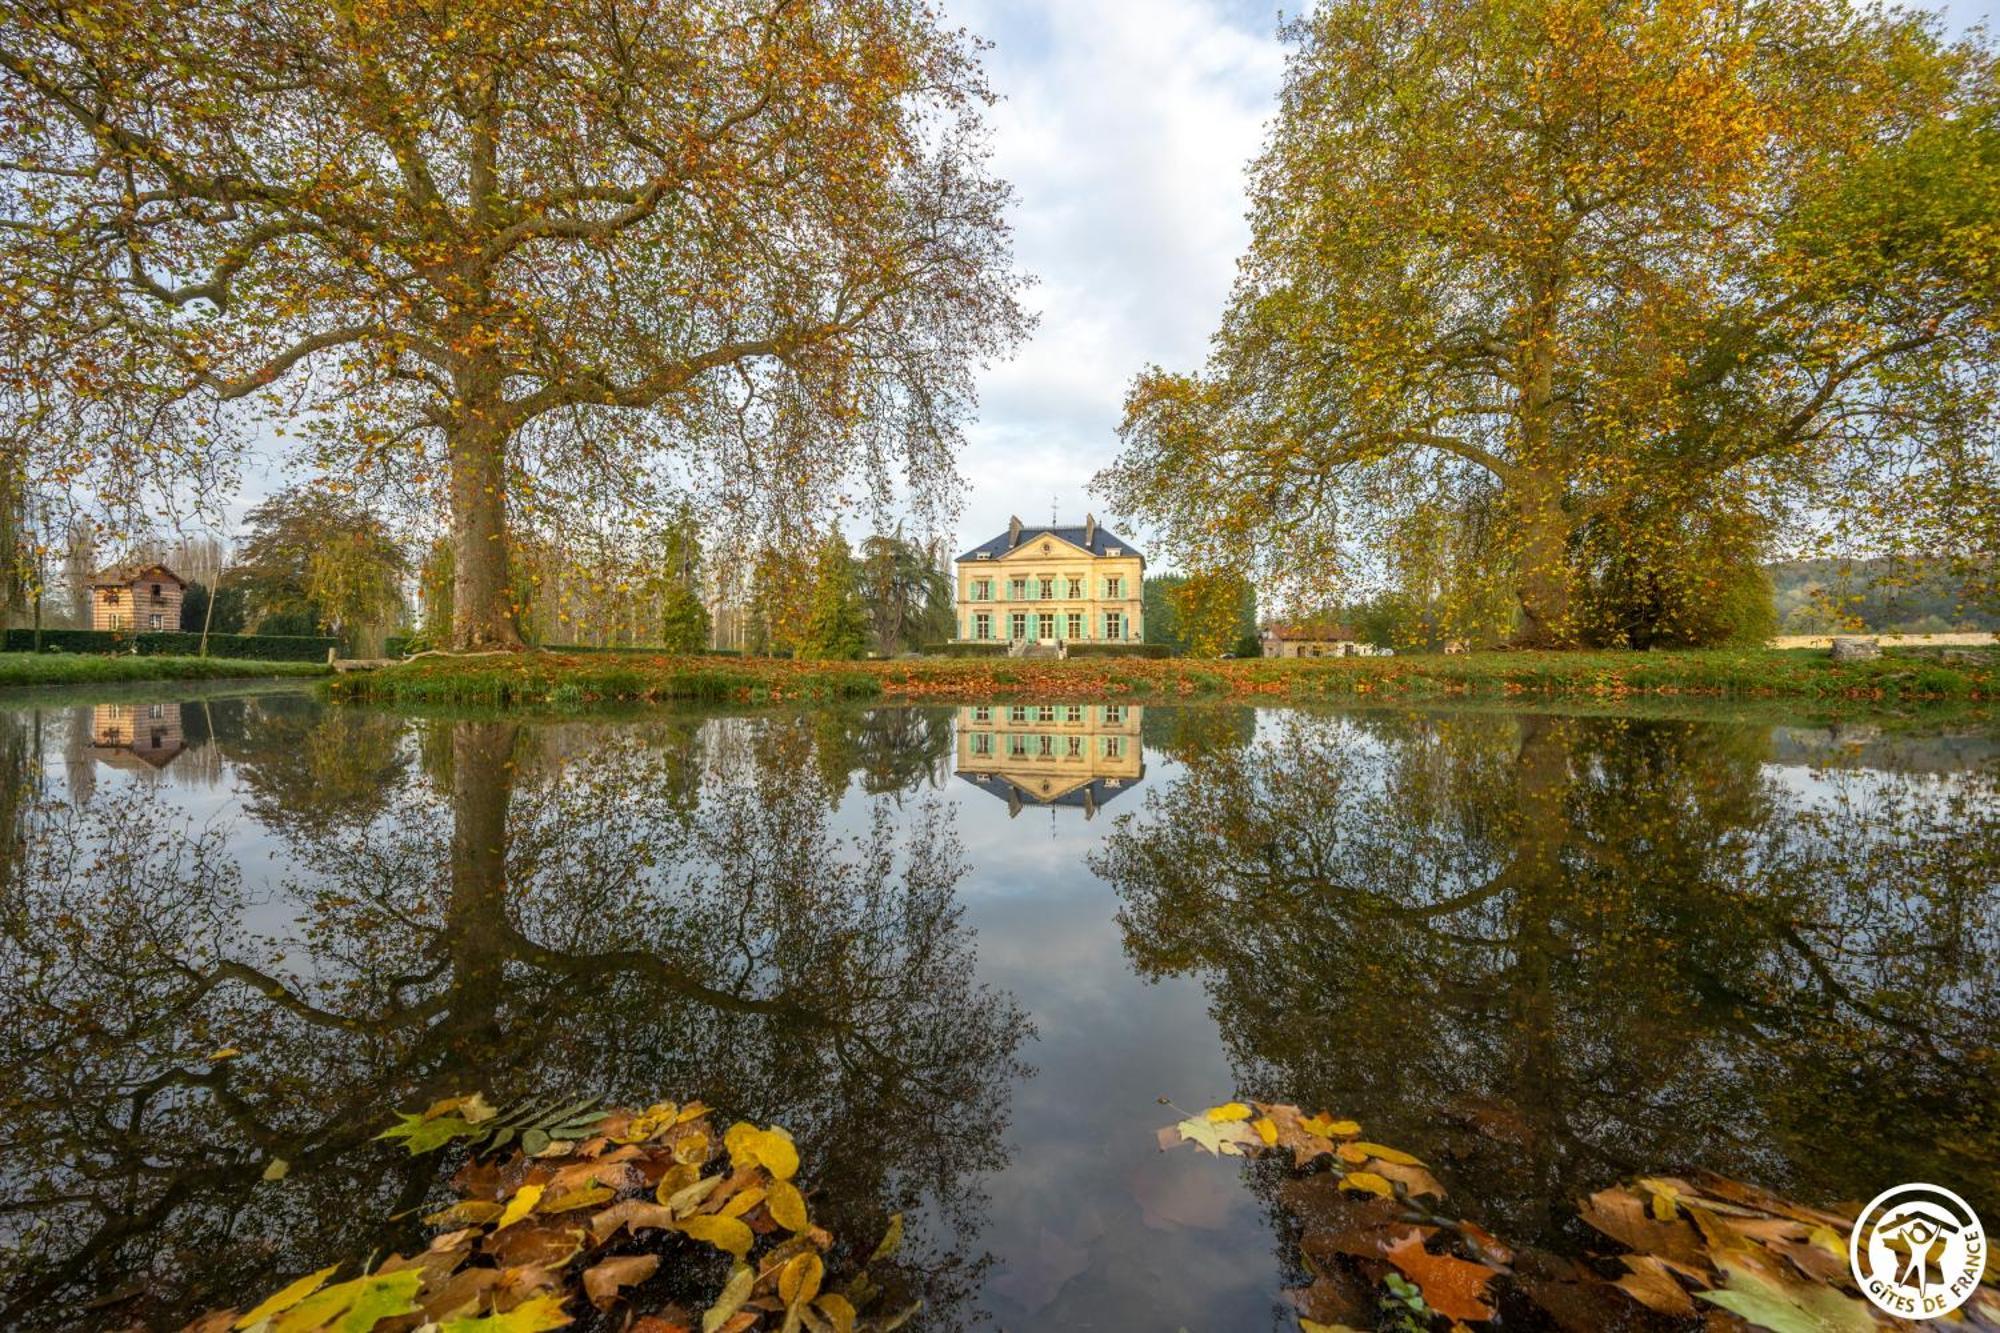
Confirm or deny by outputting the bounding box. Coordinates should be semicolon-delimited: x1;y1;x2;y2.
0;688;1993;1329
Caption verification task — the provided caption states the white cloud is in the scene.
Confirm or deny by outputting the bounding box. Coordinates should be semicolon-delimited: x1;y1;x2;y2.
945;0;1286;559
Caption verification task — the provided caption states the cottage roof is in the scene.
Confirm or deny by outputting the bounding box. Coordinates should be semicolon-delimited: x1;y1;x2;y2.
90;562;184;588
956;525;1143;563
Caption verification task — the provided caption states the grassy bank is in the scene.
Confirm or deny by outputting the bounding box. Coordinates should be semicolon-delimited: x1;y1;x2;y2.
330;645;1996;708
0;652;332;688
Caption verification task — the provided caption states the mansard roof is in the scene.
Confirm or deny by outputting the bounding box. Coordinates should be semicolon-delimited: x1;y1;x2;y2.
956;524;1143;563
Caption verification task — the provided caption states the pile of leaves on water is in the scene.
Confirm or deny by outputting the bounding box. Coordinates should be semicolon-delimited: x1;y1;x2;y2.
189;1094;916;1333
1160;1100;2000;1333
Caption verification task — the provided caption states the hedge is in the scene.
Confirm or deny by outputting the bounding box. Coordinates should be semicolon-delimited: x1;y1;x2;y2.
2;628;338;661
382;636;745;659
1064;642;1174;659
922;641;1010;658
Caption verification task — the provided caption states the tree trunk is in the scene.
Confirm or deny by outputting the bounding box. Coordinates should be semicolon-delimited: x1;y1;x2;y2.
447;407;524;651
1514;478;1575;647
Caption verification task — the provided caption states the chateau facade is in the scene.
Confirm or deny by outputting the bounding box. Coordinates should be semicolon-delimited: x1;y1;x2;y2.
955;514;1144;644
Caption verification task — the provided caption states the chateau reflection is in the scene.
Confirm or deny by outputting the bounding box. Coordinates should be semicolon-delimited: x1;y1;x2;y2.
953;703;1146;817
0;702;1027;1331
1094;709;2000;1244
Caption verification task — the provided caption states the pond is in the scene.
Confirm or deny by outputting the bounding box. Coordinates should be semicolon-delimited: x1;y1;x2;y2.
0;687;1993;1330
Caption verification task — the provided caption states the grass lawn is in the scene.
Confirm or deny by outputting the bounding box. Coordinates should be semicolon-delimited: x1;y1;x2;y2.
0;653;333;687
331;645;1997;708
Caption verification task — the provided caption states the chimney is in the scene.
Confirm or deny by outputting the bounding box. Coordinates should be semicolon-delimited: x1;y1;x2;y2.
1084;512;1097;546
1008;515;1022;548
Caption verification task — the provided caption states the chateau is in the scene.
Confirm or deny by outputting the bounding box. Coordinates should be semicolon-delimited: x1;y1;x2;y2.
955;514;1144;644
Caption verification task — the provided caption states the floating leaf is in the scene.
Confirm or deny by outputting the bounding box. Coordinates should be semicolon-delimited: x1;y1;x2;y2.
702;1263;755;1333
767;1178;809;1232
1205;1102;1253;1122
814;1292;856;1333
1340;1171;1393;1197
724;1123;799;1180
1381;1229;1498;1324
583;1254;659;1310
677;1213;753;1259
1696;1252;1876;1333
870;1212;904;1263
779;1252;825;1307
270;1270;423;1333
1300;1114;1360;1139
233;1265;338;1329
438;1292;573;1331
496;1184;544;1230
262;1157;290;1181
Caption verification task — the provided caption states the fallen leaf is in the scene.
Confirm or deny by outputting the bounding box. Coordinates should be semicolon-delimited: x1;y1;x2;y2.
1341;1171;1394;1198
1614;1254;1696;1317
813;1293;856;1333
438;1292;573;1331
232;1265;338;1329
1364;1158;1447;1201
701;1264;754;1333
779;1251;824;1307
766;1178;809;1232
1173;1115;1261;1156
678;1213;754;1259
1205;1102;1253;1122
271;1270;423;1333
262;1158;289;1182
1579;1187;1707;1268
1696;1250;1876;1333
496;1184;545;1230
1382;1229;1499;1323
583;1254;659;1310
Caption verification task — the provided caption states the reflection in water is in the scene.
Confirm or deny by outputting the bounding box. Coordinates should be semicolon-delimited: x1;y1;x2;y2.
0;699;1027;1331
0;694;1991;1331
1095;709;2000;1247
954;703;1146;817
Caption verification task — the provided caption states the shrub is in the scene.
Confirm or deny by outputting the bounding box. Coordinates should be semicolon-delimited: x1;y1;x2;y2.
2;629;337;660
922;641;1009;657
1065;642;1173;659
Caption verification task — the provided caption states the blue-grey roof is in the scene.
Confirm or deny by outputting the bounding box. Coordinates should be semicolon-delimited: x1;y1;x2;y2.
955;769;1144;813
957;525;1143;562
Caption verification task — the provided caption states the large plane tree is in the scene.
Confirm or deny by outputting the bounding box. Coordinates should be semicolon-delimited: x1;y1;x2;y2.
0;0;1027;647
1100;0;1998;645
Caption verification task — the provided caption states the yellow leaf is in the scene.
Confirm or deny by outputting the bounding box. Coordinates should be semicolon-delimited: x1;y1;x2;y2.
1205;1102;1253;1122
780;1251;825;1307
1348;1142;1423;1166
720;1186;766;1218
438;1291;573;1331
1254;1117;1279;1146
653;1163;699;1205
815;1292;857;1333
496;1184;544;1230
726;1124;799;1180
425;1199;506;1226
1301;1114;1362;1139
767;1178;809;1232
234;1265;339;1329
540;1185;614;1214
678;1213;753;1259
1343;1171;1394;1198
703;1264;754;1333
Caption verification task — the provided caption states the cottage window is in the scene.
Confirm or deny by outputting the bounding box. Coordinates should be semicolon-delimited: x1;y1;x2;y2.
148;613;162;630
151;583;162;598
104;590;121;605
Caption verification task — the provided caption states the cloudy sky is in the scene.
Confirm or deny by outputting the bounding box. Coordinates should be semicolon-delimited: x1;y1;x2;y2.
936;0;1997;566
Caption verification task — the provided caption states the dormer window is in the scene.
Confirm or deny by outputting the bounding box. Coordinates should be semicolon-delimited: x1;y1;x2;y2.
1107;547;1122;556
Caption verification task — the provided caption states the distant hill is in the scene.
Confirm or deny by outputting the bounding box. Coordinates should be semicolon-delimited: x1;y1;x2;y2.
1766;557;1997;634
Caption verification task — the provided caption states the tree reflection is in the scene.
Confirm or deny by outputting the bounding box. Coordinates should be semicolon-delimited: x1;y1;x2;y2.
0;705;1026;1330
1097;709;2000;1242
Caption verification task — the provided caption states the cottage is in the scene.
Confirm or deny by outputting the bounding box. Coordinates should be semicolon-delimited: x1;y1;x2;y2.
1261;621;1360;658
90;563;185;633
85;702;187;771
955;513;1145;645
